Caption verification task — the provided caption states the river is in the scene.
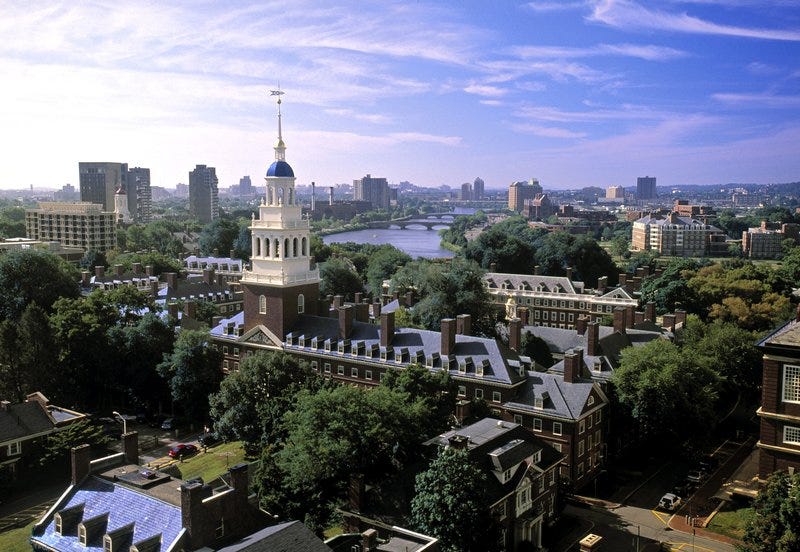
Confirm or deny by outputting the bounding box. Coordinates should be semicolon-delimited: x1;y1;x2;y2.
322;208;476;259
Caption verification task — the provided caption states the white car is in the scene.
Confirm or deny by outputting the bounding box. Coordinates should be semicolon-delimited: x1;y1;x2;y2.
659;493;682;511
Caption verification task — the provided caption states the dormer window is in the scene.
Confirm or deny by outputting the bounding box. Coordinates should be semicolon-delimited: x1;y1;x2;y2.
215;518;225;539
587;395;595;406
54;515;63;535
78;525;87;546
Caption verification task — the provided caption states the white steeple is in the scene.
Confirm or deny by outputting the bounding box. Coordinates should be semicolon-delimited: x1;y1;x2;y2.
114;185;131;224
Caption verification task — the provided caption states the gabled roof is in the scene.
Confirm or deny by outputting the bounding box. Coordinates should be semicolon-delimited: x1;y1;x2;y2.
217;520;332;552
484;272;583;295
0;400;55;444
504;372;597;421
157;277;238;302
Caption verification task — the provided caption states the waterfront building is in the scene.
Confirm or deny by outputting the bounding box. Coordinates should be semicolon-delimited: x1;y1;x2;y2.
189;164;219;223
25;202;116;252
631;211;727;257
79;162;128;212
636;176;657;200
353;174;390;210
508;179;542;212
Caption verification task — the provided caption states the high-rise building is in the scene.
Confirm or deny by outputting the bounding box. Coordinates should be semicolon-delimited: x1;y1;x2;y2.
189;165;219;224
127;167;152;223
636;176;657;200
54;184;79;202
459;182;472;201
508;179;542;212
606;185;624;199
473;177;485;200
25;202;116;252
239;175;254;196
353;174;390;210
79;162;128;212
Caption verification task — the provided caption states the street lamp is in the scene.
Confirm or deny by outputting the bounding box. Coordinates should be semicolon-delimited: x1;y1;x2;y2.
112;411;127;434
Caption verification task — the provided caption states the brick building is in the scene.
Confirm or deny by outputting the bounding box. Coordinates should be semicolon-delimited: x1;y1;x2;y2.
631;212;727;257
742;221;800;259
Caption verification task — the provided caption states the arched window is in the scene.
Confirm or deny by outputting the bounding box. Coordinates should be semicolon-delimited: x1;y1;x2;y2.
284;238;290;258
293;237;298;257
274;239;280;257
265;238;270;257
255;237;261;257
298;294;305;314
302;237;307;256
259;295;267;314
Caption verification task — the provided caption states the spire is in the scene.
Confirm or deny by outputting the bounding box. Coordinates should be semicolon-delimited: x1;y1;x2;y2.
270;89;286;161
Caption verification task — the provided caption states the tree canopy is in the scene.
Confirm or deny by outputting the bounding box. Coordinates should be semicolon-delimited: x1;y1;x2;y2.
0;249;80;320
319;257;364;300
741;471;800;552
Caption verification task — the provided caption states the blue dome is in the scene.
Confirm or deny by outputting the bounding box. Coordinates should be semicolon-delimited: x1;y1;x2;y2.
266;160;294;177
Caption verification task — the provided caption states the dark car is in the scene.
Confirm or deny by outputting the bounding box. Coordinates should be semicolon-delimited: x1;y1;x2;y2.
698;455;719;472
168;444;198;459
198;432;221;448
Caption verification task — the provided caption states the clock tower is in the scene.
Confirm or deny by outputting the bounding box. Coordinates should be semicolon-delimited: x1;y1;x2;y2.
241;93;320;340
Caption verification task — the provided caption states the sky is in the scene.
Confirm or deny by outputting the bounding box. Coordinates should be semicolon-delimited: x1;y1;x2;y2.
1;1;799;191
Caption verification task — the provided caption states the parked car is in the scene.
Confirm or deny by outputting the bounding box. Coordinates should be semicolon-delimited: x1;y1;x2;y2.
698;455;719;472
686;469;706;483
168;444;198;458
672;483;693;498
198;432;221;448
659;493;682;511
161;417;185;431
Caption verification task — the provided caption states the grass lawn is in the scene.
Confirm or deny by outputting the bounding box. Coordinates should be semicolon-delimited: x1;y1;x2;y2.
706;503;753;541
172;441;247;483
0;520;37;552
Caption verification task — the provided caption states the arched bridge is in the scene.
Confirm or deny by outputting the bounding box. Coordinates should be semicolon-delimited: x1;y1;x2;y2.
367;217;454;230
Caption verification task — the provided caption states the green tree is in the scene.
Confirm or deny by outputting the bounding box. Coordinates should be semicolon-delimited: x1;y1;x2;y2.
157;329;223;422
365;246;411;295
319;257;363;300
199;218;241;256
79;250;108;271
109;251;183;276
639;258;704;315
32;420;110;469
411;447;496;552
464;216;540;273
380;363;457;436
209;352;323;452
740;471;800;552
0;249;80;320
612;339;721;447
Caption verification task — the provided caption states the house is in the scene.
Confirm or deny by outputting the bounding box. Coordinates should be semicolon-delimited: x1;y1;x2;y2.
757;309;800;477
0;392;86;482
31;432;270;552
157;270;243;318
184;254;245;286
426;418;562;550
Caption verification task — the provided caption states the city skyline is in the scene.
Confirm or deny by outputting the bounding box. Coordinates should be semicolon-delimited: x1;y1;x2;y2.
1;1;799;191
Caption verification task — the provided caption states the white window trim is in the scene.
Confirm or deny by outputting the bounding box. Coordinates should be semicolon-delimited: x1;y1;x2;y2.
784;425;800;446
783;365;800;404
7;441;21;456
553;422;562;436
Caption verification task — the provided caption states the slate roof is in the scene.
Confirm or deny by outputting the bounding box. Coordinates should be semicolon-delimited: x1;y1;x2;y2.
157;277;238;303
217;520;332;552
759;316;800;349
525;325;663;359
484;272;584;295
31;475;183;552
504;371;596;421
184;255;244;273
0;400;55;445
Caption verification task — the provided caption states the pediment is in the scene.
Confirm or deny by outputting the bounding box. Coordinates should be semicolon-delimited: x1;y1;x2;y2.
240;325;282;347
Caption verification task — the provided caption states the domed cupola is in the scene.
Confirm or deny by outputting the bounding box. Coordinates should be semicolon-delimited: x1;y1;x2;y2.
266;160;294;178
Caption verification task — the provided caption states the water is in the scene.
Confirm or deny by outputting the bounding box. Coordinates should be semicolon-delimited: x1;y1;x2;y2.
323;227;455;259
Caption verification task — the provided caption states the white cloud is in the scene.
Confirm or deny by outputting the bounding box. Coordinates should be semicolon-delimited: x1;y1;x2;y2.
464;84;508;97
509;43;687;61
712;92;800;107
524;1;588;12
512;123;588;138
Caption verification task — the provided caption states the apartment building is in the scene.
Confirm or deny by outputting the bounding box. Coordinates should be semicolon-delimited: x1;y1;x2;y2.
25;202;116;252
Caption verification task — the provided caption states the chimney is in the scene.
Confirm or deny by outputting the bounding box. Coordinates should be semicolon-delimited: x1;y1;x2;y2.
632;276;642;292
618;273;627;288
95;265;105;278
362;529;378;552
339;305;354;339
145;265;154;277
613;307;626;334
132;262;142;274
587;320;600;356
662;313;676;331
122;431;138;465
71;444;91;485
229;463;249;510
625;305;636;329
489;262;497;272
576;315;588;335
114;264;124;276
217;274;225;287
441;318;457;357
509;318;521;352
0;400;10;411
564;348;583;384
448;434;469;450
203;268;215;285
380;311;395;347
566;266;573;280
596;276;607;293
675;309;687;327
181;481;212;548
311;182;316;211
81;271;91;286
213;248;219;257
635;267;645;278
333;295;344;309
229;249;235;259
517;307;529;326
372;299;382;320
645;301;656;322
329;186;334;205
354;303;370;323
354;292;363;304
456;314;472;336
349;474;366;513
404;291;414;307
184;300;197;320
534;265;541;275
165;272;178;290
634;311;645;325
167;302;179;319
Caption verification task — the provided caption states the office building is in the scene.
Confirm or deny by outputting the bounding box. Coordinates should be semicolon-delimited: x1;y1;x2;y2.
189;165;219;224
508;179;542;212
25;202;116;252
53;184;79;202
79;162;128;212
353;174;390;211
459;182;472;201
636;176;657;200
606;186;624;199
473;177;484;200
127;166;152;223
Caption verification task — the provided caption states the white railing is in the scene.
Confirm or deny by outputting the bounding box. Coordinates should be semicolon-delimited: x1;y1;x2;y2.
250;219;309;229
241;269;319;285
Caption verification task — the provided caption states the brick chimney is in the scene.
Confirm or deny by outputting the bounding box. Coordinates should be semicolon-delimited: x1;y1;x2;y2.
576;315;588;335
229;463;249;510
349;474;366;513
0;400;10;411
613;307;626;334
167;302;179;319
448;434;469;450
132;262;142;274
354;302;369;323
339;305;354;340
372;299;382;320
122;431;138;465
145;265;154;277
509;318;521;352
229;249;236;259
566;266;573;280
456;314;472;336
632;276;642;292
71;444;91;485
380;311;395;347
517;307;529;326
95;265;105;278
534;265;541;275
618;273;627;288
645;301;656;322
333;295;344;309
81;271;91;286
165;272;178;290
596;276;607;294
587;320;600;356
184;300;196;320
662;313;676;331
441;318;457;357
181;481;212;549
354;292;363;304
674;309;687;327
114;264;124;276
625;305;636;329
634;311;644;325
564;348;583;384
202;268;215;285
404;291;414;307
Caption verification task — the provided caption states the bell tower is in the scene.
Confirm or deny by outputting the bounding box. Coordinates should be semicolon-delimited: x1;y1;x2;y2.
241;92;320;339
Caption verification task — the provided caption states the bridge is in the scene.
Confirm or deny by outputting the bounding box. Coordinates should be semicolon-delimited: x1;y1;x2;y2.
366;215;454;231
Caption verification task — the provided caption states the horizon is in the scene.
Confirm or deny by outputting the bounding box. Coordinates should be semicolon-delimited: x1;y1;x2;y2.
2;1;799;191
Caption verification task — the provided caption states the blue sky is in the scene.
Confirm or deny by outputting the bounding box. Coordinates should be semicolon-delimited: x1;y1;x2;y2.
1;0;799;191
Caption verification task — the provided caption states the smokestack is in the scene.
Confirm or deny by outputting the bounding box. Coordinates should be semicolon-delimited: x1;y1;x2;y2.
441;318;457;357
329;186;334;206
509;318;521;352
311;181;316;211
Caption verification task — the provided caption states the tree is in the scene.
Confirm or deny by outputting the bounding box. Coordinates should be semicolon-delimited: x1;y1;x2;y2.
411;447;496;552
79;250;108;271
109;251;183;276
464;216;539;273
319;257;363;300
365;246;411;295
639;258;703;315
612;339;721;447
740;471;800;552
209;352;323;452
157;329;223;422
199;218;241;256
380;363;457;436
31;420;110;469
0;249;80;320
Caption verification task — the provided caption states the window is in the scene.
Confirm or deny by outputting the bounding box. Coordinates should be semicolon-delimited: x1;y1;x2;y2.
223;360;229;370
587;395;595;406
534;397;544;409
784;365;800;403
560;300;566;308
234;362;239;371
578;440;585;456
516;481;532;513
223;346;229;355
514;414;523;425
533;418;542;432
337;365;345;375
577;462;584;477
492;391;501;403
351;367;358;378
539;475;545;493
495;502;507;520
475;388;484;399
104;536;112;552
552;442;562;452
215;518;225;539
297;294;305;314
549;469;556;486
595;410;602;423
324;363;331;373
233;347;239;357
595;430;601;445
784;426;800;446
553;422;562;436
534;310;540;319
78;525;87;545
579;420;585;434
7;441;21;456
311;361;318;371
259;295;266;314
543;311;549;321
54;515;63;535
588;417;593;429
365;370;373;380
458;385;466;397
